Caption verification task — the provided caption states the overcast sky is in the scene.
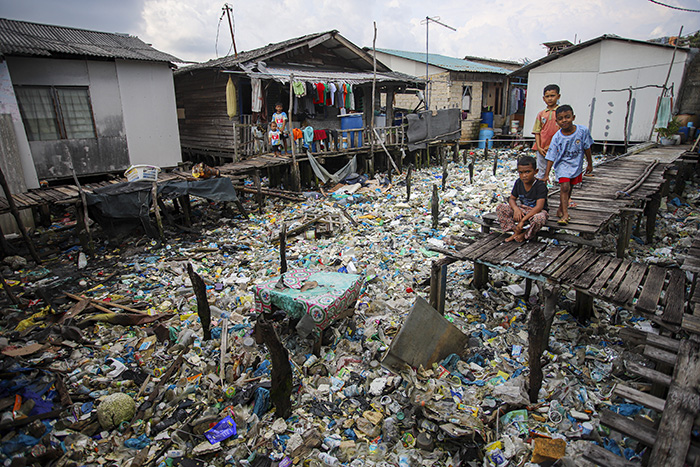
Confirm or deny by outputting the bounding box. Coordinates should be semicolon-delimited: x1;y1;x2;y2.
1;0;698;64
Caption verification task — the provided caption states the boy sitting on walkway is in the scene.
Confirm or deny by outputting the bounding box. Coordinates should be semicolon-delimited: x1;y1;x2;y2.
496;155;549;242
542;105;593;225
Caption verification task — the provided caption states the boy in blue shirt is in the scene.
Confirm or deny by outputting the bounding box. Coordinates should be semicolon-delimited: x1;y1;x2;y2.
542;105;593;225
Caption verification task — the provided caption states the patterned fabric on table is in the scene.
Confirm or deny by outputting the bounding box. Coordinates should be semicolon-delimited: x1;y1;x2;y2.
253;268;363;334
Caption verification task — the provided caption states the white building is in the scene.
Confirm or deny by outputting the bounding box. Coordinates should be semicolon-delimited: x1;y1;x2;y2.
513;35;690;143
0;18;183;192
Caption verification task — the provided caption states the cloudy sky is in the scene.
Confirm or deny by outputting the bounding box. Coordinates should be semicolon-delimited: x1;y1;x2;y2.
0;0;698;64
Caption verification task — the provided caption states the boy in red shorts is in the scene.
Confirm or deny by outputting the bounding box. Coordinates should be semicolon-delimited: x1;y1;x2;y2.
542;105;593;225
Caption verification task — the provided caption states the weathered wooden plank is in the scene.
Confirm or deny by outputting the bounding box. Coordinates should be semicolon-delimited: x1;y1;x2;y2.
558;249;600;283
572;255;612;290
644;345;678;366
614;384;665;413
541;247;579;277
646;333;681;353
587;258;624;297
549;248;589;281
458;233;503;259
649;339;700;467
682;314;700;335
626;361;673;387
601;261;633;299
480;240;522;264
613;262;648;305
583;443;637;467
501;242;547;268
521;244;568;275
635;265;667;313
599;409;656;446
662;269;686;324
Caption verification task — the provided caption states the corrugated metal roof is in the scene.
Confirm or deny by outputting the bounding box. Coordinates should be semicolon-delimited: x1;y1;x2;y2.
0;17;181;63
376;48;512;74
242;66;422;85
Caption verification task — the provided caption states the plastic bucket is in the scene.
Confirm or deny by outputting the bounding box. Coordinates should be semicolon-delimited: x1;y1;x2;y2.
477;129;494;149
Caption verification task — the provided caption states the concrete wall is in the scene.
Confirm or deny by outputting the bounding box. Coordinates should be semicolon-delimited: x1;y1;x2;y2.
115;60;181;168
524;40;689;142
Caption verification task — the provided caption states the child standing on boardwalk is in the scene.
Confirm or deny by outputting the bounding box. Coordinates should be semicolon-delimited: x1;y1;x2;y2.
271;102;289;153
542;105;594;225
496;155;549;242
533;84;561;180
268;122;283;155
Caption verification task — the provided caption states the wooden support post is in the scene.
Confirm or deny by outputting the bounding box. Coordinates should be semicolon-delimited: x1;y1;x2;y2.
38;204;51;227
405;164;413;202
528;304;546;403
617;211;634;258
474;262;489;289
442;150;448;191
254;315;293;419
151;181;164;242
254;169;264;214
648;338;700;467
674;161;690;197
524;278;532;301
429;260;448;314
74;203;90;253
288;74;301;192
233;123;239;163
0;222;10;257
431;184;439;230
484;141;489;163
542;284;558;350
469;160;474;184
453;142;460;163
187;263;211;340
574;290;593;323
177;195;192;227
645;191;661;244
0;165;40;264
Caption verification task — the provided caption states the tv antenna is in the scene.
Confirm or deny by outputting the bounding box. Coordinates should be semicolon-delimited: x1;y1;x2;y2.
420;16;456;109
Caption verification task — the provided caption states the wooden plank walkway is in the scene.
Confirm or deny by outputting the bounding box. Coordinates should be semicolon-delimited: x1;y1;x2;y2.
457;233;686;328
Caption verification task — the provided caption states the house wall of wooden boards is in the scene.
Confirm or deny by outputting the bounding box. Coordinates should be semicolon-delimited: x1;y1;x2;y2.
523;40;689;142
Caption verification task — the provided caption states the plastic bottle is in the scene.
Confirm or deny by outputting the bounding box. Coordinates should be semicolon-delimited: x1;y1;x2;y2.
318;452;339;466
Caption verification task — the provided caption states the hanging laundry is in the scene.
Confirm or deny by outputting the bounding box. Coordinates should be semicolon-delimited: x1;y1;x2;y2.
293;81;306;97
327;83;336;106
314;83;326;105
251;78;263;113
655;96;673;129
292;128;304;140
226;76;237;119
346;85;355;111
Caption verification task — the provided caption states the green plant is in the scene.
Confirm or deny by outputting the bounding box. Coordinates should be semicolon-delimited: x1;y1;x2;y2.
655;116;681;138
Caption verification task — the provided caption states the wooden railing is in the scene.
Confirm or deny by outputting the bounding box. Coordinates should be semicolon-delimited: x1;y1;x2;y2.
231;119;407;159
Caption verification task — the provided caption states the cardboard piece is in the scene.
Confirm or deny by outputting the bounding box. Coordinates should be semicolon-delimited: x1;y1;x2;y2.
382;296;469;371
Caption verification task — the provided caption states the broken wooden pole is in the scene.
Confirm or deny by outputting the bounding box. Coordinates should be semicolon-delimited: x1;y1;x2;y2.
254;169;264;214
469;160;474;184
68;160;94;255
279;222;287;275
484;141;489;163
528;304;546;403
442;150;448;191
0;164;40;264
616;210;636;258
405;164;413;202
254;314;293;419
431;184;439;230
453;142;460;163
492;146;498;176
645;189;662;243
187;263;211;340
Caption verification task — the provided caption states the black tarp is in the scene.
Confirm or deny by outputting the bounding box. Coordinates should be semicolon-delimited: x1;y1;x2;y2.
86;177;242;236
406;108;461;151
